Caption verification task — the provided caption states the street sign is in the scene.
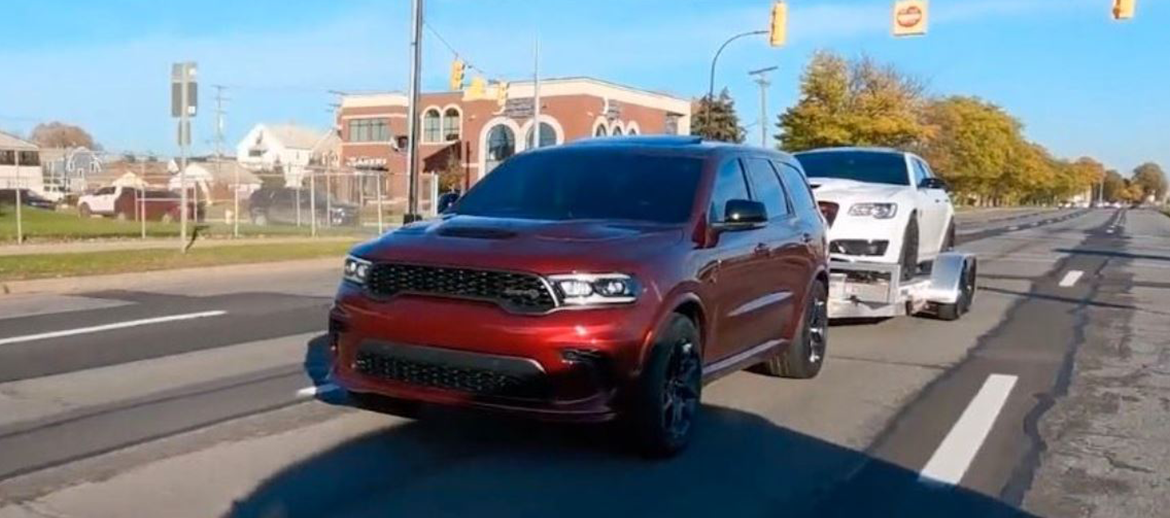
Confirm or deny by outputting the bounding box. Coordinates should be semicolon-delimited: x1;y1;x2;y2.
892;0;929;37
503;98;533;119
170;62;198;118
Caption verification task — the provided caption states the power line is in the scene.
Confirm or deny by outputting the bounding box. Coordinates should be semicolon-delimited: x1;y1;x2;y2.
423;21;496;78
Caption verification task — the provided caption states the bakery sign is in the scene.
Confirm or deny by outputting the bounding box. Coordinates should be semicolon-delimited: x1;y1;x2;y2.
892;0;928;37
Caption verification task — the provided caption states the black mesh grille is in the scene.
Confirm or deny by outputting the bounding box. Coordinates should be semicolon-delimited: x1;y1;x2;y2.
354;349;547;399
366;263;556;313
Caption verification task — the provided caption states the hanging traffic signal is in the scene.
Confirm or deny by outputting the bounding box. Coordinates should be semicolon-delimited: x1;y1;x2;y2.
1112;0;1135;20
496;80;508;107
769;1;787;47
449;59;465;91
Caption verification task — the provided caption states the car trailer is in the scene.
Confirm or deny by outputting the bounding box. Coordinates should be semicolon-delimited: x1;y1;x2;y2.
827;252;978;321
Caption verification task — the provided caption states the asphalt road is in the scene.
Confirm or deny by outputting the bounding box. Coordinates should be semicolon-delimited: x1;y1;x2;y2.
1;207;1167;518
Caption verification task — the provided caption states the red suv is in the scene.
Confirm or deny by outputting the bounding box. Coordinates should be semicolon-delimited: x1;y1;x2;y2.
330;136;829;456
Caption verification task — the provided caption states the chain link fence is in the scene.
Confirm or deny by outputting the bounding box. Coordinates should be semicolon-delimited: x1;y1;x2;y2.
2;168;439;244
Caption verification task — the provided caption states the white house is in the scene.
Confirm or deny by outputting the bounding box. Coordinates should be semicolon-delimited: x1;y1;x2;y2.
0;131;46;196
236;124;333;187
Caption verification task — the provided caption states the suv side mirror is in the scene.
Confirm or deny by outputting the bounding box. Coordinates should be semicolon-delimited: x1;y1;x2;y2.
919;177;948;191
438;192;461;214
720;199;767;229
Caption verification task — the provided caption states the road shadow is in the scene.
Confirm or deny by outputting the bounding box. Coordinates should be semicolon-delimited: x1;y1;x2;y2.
242;349;1035;518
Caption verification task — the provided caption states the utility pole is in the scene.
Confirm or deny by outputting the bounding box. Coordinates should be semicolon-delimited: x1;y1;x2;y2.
213;85;235;237
748;66;777;148
403;0;424;224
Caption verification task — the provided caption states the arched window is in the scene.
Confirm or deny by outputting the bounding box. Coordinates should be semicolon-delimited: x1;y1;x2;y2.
627;127;638;136
594;124;608;137
485;125;515;174
442;107;461;141
422;109;441;143
612;126;623;136
525;122;557;149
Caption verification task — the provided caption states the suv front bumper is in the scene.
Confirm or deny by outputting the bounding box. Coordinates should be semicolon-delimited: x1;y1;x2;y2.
330;283;659;422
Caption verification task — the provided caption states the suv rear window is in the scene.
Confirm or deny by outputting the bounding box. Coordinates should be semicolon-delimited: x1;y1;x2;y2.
795;151;910;186
454;150;702;223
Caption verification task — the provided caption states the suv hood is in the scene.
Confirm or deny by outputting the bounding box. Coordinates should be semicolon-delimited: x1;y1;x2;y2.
349;215;685;273
808;177;908;203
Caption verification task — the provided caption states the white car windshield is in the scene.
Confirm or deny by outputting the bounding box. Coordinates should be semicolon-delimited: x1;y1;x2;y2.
796;151;910;186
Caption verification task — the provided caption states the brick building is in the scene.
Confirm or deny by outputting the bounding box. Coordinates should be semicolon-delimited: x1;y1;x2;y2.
337;77;692;204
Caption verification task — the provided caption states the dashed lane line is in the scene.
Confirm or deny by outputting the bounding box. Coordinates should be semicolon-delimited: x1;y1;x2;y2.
1058;270;1084;288
919;374;1018;486
0;310;228;346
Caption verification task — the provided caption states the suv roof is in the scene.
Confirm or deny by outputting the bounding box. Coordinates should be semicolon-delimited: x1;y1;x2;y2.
562;135;797;161
795;146;906;156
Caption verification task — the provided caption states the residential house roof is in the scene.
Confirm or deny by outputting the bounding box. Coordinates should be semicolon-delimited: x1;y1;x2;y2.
0;131;38;151
264;124;332;151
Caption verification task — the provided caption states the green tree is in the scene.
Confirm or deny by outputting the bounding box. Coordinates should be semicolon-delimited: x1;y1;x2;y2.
1102;169;1126;202
917;96;1020;204
692;88;745;143
776;51;925;152
1131;162;1167;201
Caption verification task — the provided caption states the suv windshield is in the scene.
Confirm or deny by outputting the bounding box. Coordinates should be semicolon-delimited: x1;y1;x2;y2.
795;151;909;186
453;149;702;223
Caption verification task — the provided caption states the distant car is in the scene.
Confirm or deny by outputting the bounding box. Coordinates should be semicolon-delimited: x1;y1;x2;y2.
78;186;200;222
0;189;57;210
794;148;955;280
248;187;359;226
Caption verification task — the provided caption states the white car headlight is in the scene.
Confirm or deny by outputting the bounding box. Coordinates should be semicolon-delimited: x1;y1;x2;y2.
343;256;372;285
547;273;639;306
848;203;898;219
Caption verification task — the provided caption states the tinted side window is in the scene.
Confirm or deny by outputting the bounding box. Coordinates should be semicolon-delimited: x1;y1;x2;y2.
774;161;818;216
96;187;115;195
744;157;790;219
709;159;751;223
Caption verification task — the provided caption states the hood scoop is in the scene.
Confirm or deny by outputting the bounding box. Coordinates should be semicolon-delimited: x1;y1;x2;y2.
437;226;518;240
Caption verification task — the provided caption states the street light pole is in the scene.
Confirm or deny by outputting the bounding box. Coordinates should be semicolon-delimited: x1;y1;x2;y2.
705;30;767;135
403;0;424;224
748;66;778;148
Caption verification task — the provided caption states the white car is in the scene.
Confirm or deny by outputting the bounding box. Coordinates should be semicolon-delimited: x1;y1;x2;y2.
794;148;955;279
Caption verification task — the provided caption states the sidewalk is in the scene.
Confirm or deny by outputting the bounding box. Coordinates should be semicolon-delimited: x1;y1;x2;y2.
0;236;364;257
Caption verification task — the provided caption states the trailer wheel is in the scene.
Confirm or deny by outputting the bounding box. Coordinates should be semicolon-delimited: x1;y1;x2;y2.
937;260;976;321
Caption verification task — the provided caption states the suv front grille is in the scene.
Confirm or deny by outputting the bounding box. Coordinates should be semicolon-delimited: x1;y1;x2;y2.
354;347;547;399
365;263;557;313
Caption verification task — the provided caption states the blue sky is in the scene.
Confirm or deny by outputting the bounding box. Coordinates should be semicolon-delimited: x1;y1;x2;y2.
0;0;1165;174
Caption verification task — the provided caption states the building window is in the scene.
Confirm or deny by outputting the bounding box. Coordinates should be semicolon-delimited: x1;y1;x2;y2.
594;125;608;137
627;127;638;136
347;119;389;143
423;109;441;143
18;151;40;166
443;108;461;141
526;122;557;149
485;124;515;174
664;113;681;135
612;126;623;136
0;150;14;166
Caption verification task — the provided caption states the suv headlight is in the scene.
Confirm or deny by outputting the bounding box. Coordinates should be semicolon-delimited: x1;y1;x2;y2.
547;273;639;306
343;256;372;285
848;203;898;219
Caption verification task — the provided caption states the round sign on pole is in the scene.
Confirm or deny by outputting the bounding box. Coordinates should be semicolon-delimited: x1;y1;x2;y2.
892;0;929;37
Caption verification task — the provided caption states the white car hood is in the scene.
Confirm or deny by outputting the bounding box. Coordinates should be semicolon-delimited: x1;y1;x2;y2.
808;177;908;203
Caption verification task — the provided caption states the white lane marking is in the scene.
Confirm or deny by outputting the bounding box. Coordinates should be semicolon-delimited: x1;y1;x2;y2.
0;310;227;346
920;374;1017;486
1059;270;1084;288
296;383;340;398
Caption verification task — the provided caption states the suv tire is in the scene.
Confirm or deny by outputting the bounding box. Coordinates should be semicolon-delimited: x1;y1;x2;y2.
942;220;956;251
79;204;92;218
761;281;828;379
252;212;268;226
626;314;702;458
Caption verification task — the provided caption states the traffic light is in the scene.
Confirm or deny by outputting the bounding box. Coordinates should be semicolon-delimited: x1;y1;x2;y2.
769;1;787;47
467;76;486;98
449;59;465;91
1112;0;1135;20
